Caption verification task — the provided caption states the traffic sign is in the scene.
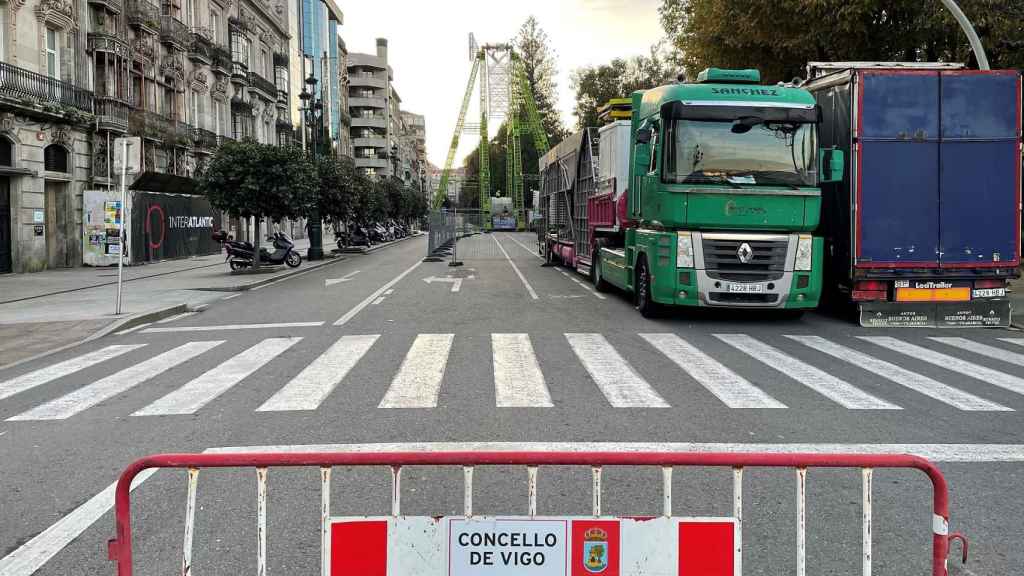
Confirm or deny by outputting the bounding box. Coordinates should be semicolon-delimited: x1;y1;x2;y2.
112;137;141;173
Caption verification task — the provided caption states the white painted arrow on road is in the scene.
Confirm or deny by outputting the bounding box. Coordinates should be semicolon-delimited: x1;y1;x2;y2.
325;270;360;286
423;275;474;292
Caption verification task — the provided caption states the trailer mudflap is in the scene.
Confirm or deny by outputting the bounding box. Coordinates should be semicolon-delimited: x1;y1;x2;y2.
860;300;1011;328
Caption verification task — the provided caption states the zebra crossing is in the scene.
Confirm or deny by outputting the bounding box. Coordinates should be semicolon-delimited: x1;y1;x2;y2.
2;333;1024;421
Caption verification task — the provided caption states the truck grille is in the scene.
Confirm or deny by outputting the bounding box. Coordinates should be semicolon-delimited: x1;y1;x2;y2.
708;292;780;304
703;237;788;282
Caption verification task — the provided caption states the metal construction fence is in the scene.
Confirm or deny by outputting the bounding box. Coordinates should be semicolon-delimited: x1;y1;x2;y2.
107;450;967;576
425;209;495;261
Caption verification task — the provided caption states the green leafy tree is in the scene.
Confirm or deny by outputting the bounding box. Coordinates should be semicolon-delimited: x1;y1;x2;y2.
315;155;359;225
660;0;1024;84
570;49;675;130
198;141;315;266
515;16;566;144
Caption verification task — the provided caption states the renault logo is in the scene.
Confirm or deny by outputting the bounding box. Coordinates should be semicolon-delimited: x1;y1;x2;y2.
737;242;754;264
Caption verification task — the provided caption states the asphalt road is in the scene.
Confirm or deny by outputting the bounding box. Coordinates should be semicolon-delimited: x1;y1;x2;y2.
1;232;1023;575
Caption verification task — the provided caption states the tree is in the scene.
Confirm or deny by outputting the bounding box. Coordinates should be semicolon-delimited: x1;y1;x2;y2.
198;141;315;267
660;0;1024;84
515;16;566;144
316;155;359;225
570;49;675;130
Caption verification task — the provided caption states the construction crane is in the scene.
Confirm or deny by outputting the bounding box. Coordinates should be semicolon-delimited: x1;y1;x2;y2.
434;34;549;230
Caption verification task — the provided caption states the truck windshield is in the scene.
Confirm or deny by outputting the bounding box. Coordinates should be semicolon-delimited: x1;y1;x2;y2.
665;118;818;187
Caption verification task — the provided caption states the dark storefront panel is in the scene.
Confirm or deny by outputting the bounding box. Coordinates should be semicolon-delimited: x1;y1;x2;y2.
130;192;221;262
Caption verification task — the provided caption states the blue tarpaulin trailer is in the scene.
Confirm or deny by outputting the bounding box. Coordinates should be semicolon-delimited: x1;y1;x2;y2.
805;63;1021;327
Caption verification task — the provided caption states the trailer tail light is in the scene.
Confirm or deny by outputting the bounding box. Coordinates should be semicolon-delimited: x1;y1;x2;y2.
852;280;887;301
974;279;1006;289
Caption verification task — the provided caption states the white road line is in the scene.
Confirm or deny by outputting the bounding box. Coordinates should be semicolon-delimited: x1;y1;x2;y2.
222;293;241;300
156;312;197;324
379;334;454;408
0;345;146;401
8;341;223;421
335;260;423;326
134;338;301;416
566;333;669;408
192;304;209;311
205;441;1024;463
641;333;786;409
787;336;1010;411
504;233;543;260
492;235;538;300
372;297;386;305
142;322;323;333
0;468;157;576
715;334;900;410
862;336;1024;397
492;334;552;407
114;323;151;336
1000;338;1024;348
933;337;1024;368
257;335;379;411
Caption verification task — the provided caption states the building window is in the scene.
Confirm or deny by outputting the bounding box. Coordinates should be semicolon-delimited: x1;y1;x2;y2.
0;9;6;62
44;144;69;172
209;9;219;43
364;167;376;176
259;48;268;78
45;28;60;79
0;138;12;167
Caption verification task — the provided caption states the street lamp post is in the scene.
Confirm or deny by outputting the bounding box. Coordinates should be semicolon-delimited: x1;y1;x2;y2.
300;74;325;261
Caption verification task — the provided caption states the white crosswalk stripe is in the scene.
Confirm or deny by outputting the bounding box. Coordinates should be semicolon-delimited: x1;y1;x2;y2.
492;334;552;407
715;334;900;409
566;333;669;408
931;337;1024;368
861;336;1024;397
8;341;224;421
6;333;1024;419
0;345;145;401
379;334;454;408
134;338;301;416
641;333;785;408
787;335;1011;411
998;338;1024;349
257;335;379;412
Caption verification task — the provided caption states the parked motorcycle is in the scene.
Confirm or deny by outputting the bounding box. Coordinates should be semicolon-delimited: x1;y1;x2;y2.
212;230;302;270
348;224;372;247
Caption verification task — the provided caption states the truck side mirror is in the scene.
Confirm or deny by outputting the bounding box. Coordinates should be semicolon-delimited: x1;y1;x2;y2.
636;128;653;144
819;147;845;183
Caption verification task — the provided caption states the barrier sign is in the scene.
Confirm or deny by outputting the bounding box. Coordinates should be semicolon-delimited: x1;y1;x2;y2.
329;516;737;576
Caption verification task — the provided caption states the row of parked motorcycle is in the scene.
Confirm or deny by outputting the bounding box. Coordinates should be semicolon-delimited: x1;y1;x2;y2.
333;220;414;250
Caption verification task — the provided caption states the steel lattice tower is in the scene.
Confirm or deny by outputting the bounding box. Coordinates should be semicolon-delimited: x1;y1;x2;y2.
435;34;549;230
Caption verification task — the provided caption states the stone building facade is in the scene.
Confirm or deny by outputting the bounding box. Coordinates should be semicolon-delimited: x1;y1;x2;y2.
0;0;294;272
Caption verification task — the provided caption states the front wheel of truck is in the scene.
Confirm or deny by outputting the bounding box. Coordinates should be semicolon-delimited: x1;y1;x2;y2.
635;258;661;318
591;250;610;292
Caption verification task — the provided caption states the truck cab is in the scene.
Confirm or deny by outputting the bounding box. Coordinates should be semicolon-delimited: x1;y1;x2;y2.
589;68;838;316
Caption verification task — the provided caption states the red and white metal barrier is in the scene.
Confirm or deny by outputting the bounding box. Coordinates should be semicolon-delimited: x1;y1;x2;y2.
107;451;967;576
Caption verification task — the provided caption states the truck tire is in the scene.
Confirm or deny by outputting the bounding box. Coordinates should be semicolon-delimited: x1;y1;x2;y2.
592;250;610;292
635;258;661;318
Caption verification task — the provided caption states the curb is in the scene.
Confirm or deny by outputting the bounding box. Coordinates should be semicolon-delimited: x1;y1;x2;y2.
194;254;346;292
0;303;188;372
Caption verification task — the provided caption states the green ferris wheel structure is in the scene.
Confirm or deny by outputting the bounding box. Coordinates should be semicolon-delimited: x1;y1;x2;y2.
434;34;549;230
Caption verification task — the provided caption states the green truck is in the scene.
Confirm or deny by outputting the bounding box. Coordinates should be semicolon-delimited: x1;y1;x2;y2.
538;68;843;316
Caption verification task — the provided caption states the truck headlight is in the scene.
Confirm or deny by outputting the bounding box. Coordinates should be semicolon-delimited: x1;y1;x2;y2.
795;235;813;271
676;232;694;268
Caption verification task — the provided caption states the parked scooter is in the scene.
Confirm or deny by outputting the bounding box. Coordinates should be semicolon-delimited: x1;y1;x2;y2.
348;224;372;247
212;230;302;270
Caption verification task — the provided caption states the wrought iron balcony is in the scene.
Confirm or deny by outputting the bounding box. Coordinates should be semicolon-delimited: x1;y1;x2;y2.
191;126;218;150
187;29;213;64
230;61;249;83
0;61;94;114
126;0;160;33
129;108;168;140
95;96;131;132
209;44;231;72
248;71;277;99
216;134;234;146
88;32;132;58
87;0;123;14
159;15;190;48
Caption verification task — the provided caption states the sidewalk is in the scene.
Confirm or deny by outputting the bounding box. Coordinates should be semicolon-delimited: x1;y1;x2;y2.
0;238;343;367
1009;268;1023;329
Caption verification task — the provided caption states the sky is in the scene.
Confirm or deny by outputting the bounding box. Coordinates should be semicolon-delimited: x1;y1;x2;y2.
337;0;664;167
